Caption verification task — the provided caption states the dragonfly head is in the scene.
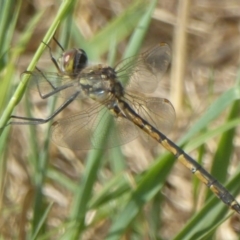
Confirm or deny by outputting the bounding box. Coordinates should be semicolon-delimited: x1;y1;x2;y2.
58;48;87;77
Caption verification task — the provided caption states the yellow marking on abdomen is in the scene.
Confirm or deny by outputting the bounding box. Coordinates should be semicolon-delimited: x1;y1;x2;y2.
161;139;178;155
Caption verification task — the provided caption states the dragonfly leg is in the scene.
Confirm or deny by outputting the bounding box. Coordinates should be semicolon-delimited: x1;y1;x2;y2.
41;40;62;72
8;91;80;125
31;68;75;99
52;36;65;52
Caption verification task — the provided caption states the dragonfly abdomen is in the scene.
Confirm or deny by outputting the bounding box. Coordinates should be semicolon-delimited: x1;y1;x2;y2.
118;99;240;213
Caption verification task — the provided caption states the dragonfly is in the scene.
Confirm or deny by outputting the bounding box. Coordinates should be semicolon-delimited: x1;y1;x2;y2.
7;39;240;214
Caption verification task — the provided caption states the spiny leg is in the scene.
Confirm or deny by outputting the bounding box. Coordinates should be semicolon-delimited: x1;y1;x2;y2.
41;40;62;72
52;36;65;52
33;68;76;99
8;90;80;125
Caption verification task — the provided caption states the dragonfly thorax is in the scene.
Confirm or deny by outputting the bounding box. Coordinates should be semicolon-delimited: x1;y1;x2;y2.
79;65;124;102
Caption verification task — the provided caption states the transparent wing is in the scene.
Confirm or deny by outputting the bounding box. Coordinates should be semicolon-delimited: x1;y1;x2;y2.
51;102;139;150
51;94;175;150
116;43;171;93
124;93;175;136
23;70;87;99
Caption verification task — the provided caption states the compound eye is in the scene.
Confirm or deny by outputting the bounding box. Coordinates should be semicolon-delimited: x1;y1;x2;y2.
59;49;88;76
74;49;88;74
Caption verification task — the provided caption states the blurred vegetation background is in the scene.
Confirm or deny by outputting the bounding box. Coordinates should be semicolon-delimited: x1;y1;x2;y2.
0;0;240;239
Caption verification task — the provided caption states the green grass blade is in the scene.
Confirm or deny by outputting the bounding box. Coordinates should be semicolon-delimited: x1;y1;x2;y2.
65;110;113;238
106;153;174;240
185;118;240;152
30;96;58;237
179;86;240;145
123;0;158;59
209;99;240;185
31;203;53;240
82;0;148;59
70;0;148;60
0;0;19;68
0;8;44;113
